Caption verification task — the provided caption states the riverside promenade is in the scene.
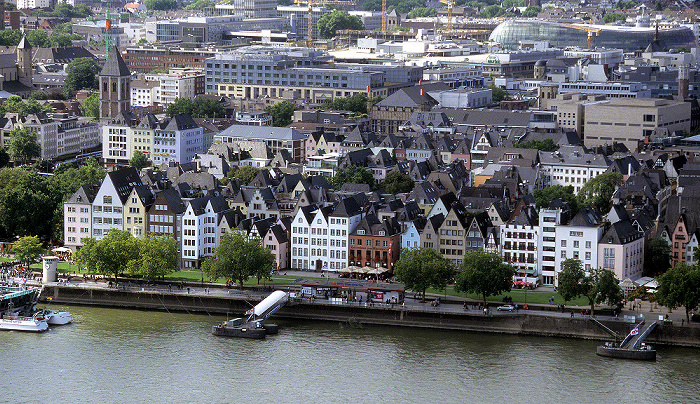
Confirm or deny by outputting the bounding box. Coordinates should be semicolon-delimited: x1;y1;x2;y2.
27;270;700;348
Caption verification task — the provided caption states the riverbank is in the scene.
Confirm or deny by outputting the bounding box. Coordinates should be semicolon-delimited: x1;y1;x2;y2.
39;283;700;348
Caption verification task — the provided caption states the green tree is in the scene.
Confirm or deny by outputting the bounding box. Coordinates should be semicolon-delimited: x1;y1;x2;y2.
165;97;225;118
264;101;296;127
393;247;454;301
233;166;261;185
522;5;541;17
30;90;49;100
0;169;56;239
646;236;671;276
0;30;22;46
137;38;148;44
0;148;9;168
517;138;558;152
0;95;53;116
53;21;73;34
75;230;140;281
331;165;374;190
380;170;414;194
557;258;588;303
202;231;275;287
320;93;379;114
7;127;40;165
26;30;49;47
12;235;44;266
489;84;510;102
129;150;150;171
144;0;178;9
592;267;623;310
317;10;364;39
455;249;514;306
577;172;623;214
406;6;437;18
603;12;627;23
533;185;579;213
479;4;505;17
128;234;179;279
185;0;214;9
63;57;100;97
615;0;635;9
79;93;99;120
48;33;74;47
656;263;700;322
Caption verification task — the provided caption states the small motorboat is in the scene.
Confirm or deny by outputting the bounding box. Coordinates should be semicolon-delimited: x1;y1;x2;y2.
0;312;49;332
43;310;72;325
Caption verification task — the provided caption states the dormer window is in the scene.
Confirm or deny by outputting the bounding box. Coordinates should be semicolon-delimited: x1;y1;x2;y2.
379;231;385;236
358;230;365;235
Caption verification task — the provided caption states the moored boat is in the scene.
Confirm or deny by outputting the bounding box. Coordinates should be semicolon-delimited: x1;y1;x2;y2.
212;318;267;339
596;342;656;360
0;312;49;332
43;310;72;325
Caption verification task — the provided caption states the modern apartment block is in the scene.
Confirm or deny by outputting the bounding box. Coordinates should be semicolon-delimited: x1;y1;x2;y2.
123;43;240;73
132;69;205;107
205;46;422;101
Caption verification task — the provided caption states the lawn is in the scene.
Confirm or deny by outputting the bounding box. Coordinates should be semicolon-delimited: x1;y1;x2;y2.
423;285;590;307
164;270;301;287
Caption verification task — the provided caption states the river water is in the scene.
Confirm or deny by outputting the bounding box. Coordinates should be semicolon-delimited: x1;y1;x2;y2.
2;305;699;403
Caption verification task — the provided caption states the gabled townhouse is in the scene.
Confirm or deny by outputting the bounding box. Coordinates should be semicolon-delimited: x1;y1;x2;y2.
406;181;439;214
124;185;155;238
465;211;491;252
420;213;444;250
500;199;539;283
181;195;231;268
91;167;143;239
404;133;435;163
401;217;426;249
147;188;187;243
152;113;204;165
328;196;364;271
63;183;100;251
349;213;401;271
290;205;317;270
437;202;469;265
427;192;458;219
263;223;289;270
450;139;471;169
598;219;644;282
554;206;605;284
217;208;246;246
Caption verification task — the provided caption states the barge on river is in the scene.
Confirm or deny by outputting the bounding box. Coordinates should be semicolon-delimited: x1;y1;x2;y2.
596;319;657;361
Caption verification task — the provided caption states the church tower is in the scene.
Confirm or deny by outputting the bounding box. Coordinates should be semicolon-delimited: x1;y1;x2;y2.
99;45;131;123
17;35;32;87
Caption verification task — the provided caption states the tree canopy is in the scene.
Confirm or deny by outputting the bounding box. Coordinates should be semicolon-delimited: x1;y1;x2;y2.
127;234;179;279
202;231;275;287
393;247;454;301
646;236;671;276
455;249;514;305
558;259;622;314
79;93;99;120
534;185;579;214
489;85;510;102
0;30;22;46
517;138;559;152
0;95;53;116
75;230;140;281
363;0;425;13
165;97;225;118
317;10;364;39
577;172;623;214
129;151;150;171
264;101;296;127
185;0;214;9
406;7;437;18
12;235;44;266
26;30;49;48
63;57;100;96
144;0;178;9
603;12;627;23
35;3;92;17
320;93;378;114
8;127;41;165
656;263;700;322
233;166;261;185
522;5;541;17
380;170;414;194
331;165;374;190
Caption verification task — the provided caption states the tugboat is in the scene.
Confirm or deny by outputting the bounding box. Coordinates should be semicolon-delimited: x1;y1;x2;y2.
596;320;657;360
212;290;288;339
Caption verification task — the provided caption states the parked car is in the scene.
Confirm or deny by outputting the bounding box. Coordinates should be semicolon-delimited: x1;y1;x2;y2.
497;304;515;312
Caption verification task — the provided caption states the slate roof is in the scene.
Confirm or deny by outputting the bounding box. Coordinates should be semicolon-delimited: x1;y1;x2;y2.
107;167;143;204
161;113;199;131
33;46;96;64
602;219;642;245
99;45;130;77
375;82;449;108
570;206;603;227
332;196;363;217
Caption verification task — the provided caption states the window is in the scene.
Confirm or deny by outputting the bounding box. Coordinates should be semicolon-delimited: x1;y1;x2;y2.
643;114;655;122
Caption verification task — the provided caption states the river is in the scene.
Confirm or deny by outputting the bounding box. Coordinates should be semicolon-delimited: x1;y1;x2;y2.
2;305;698;403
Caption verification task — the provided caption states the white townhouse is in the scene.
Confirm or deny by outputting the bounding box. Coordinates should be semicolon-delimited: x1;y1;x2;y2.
181;195;230;268
290;205;316;270
537;202;569;286
63;183;100;251
329;197;363;271
538;146;610;193
91;167;143;239
554;207;605;286
152;113;204;165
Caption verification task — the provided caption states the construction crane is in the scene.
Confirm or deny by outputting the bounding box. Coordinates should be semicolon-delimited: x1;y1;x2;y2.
381;0;387;31
440;0;454;32
563;22;602;50
294;0;356;48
